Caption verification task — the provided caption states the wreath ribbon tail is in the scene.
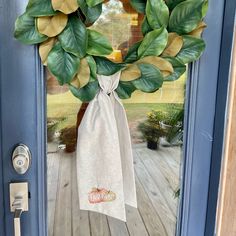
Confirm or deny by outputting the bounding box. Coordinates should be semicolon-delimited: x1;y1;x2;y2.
76;71;137;221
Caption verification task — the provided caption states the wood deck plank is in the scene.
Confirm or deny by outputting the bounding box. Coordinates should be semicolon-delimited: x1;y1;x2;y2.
47;151;61;236
53;151;73;236
133;149;176;236
135;177;168;236
158;148;180;177
48;144;181;236
151;148;180;191
136;148;178;214
71;153;91;236
107;217;130;236
89;212;110;236
126;205;149;236
133;144;180;191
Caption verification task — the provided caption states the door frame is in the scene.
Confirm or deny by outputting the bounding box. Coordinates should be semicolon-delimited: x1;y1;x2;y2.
205;3;236;236
0;113;4;236
178;0;236;235
0;0;235;235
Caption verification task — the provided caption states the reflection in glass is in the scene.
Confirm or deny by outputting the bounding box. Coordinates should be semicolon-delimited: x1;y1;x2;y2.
47;1;185;235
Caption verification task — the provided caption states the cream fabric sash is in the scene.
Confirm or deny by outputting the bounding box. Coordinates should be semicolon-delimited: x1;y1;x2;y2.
76;71;137;221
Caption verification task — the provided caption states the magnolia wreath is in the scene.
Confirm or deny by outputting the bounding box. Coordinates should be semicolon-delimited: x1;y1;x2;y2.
14;0;208;101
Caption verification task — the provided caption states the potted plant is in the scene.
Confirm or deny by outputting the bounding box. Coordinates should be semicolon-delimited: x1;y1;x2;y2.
59;126;77;153
158;104;184;145
47;118;60;142
159;115;175;131
47;117;66;142
166;109;184;144
160;104;181;130
138;111;166;150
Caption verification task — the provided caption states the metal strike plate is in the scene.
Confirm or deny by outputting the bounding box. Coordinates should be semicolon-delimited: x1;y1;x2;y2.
12;144;31;175
10;182;29;212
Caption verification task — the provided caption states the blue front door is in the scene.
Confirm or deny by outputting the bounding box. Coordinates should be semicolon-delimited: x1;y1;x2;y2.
0;0;235;236
0;1;47;235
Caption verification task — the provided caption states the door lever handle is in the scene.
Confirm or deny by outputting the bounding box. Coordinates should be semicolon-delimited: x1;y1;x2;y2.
13;200;23;236
10;183;29;236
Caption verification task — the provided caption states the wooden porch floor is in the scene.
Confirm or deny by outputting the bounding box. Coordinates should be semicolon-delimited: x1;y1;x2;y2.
47;143;181;236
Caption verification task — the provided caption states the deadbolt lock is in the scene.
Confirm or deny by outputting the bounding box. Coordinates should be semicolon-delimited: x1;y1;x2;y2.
12;144;31;175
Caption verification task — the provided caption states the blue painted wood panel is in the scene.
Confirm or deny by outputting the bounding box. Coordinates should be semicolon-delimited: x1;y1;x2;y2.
0;0;234;236
178;0;236;236
205;1;236;235
0;1;47;235
0;0;6;228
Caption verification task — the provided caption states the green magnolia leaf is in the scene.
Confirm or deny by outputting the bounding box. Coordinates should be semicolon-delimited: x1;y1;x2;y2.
130;0;147;14
69;81;99;102
78;0;102;25
132;64;164;92
52;0;79;14
176;35;206;64
47;42;80;85
14;12;48;45
87;29;113;56
13;0;209;103
146;0;169;29
86;0;103;7
94;56;126;76
189;21;207;38
202;0;209;18
163;57;186;81
116;81;136;99
165;0;186;10
124;41;142;63
138;28;168;58
169;0;207;34
26;0;56;17
86;55;97;80
141;17;152;35
59;15;88;57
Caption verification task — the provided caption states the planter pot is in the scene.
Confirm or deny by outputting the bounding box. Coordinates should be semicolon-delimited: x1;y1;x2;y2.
159;121;172;130
65;143;76;153
147;140;158;150
47;123;58;142
47;130;55;142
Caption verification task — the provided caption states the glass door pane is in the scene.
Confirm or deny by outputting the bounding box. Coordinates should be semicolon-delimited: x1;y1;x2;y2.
47;1;186;235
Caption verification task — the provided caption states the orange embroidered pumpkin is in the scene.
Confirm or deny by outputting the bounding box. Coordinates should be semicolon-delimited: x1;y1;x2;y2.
88;188;103;204
103;191;116;202
99;188;109;197
88;188;116;204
